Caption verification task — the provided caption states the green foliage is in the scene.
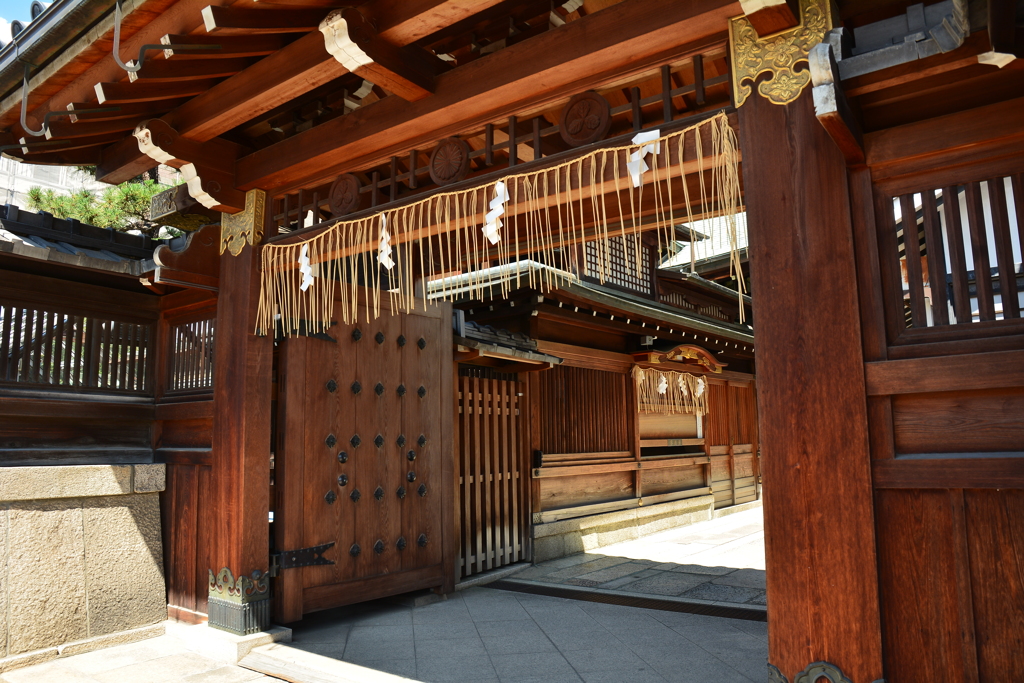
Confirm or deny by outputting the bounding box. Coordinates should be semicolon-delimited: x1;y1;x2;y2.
26;180;170;234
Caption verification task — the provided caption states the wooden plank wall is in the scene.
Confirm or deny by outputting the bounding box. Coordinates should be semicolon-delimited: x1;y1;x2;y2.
0;270;159;466
861;109;1024;679
154;290;217;622
530;360;758;520
457;370;529;578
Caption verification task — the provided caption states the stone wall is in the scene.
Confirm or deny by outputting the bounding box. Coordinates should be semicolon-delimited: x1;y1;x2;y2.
0;465;167;673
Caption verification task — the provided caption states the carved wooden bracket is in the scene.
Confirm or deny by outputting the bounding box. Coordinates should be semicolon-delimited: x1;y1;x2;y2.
809;31;864;165
631;344;726;373
151;184;221;232
152;222;221;291
318;8;441;102
134;119;247;213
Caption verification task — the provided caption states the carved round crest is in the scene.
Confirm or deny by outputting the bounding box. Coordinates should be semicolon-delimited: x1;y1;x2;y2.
429;137;471;186
328;173;362;216
559;91;612;147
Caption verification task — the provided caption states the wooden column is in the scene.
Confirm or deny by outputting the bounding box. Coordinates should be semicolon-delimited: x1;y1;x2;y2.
738;91;884;682
208;241;273;631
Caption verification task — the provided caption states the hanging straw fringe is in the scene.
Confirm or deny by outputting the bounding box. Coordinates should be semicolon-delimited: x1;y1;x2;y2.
632;366;708;415
257;112;741;337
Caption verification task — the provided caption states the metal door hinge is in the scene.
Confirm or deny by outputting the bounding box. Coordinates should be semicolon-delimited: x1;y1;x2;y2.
269;542;336;577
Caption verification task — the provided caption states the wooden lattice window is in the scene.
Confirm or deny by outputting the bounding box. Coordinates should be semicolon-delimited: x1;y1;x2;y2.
0;304;151;393
168;318;215;392
884;175;1023;329
583;237;652;295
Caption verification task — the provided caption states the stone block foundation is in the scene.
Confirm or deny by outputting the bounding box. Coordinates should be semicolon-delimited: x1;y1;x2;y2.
0;465;167;673
532;495;717;562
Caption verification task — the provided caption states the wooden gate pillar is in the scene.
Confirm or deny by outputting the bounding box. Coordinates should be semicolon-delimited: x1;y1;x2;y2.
738;91;884;682
208;191;274;634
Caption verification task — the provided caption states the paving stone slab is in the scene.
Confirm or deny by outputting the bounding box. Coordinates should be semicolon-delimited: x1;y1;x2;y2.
711;568;766;589
615;572;710;596
679;582;763;604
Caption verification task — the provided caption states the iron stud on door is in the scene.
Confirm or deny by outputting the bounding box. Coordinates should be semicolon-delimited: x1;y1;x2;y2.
337;451;348;463
396;537;407;550
417;534;428;547
397;335;406;347
350;489;361;502
325;434;337;448
418;484;427;497
324;490;337;504
417;338;426;349
326;379;337;393
407;471;417;482
396;486;406;499
350;434;361;448
337;474;348;486
375;331;385;344
375;383;384;396
407;450;416;461
374;540;385;554
351;329;362;341
374;486;384;501
396;435;406;447
350;544;360;557
417;386;426;398
417;434;426;447
397;384;407;397
351;381;361;394
374;434;384;448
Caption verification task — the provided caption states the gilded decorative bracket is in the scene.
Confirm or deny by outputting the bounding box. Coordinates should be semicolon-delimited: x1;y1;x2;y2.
729;0;832;106
221;189;267;256
769;660;886;683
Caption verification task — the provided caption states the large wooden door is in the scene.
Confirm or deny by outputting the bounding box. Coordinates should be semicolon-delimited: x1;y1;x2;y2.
274;293;454;622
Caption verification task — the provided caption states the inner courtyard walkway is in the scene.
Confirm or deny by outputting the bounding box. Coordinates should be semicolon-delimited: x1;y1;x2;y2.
2;507;767;683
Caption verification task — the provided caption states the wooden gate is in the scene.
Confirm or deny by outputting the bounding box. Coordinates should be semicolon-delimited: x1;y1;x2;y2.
273;293;454;622
742;91;1024;681
457;368;529;578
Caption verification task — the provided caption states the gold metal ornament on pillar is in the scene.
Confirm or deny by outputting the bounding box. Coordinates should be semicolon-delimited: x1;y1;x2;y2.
220;189;267;256
729;0;832;107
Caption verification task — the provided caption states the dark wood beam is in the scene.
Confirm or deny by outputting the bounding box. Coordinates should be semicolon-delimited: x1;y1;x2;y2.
45;116;142;140
128;57;252;83
237;0;739;190
18;131;125;156
987;0;1019;55
67;99;189;123
160;33;285;60
95;78;221;104
739;0;799;36
94;0;517;184
201;6;330;35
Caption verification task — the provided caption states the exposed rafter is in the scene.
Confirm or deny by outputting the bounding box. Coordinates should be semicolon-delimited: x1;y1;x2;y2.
201;6;332;35
161;33;286;60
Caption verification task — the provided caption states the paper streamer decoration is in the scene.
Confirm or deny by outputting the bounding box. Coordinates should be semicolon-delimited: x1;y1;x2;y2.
298;243;315;292
632;366;709;415
257;112;742;337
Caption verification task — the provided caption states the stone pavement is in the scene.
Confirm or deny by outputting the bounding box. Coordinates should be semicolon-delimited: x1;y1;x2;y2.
507;505;766;608
0;631;279;683
0;506;767;683
288;585;767;682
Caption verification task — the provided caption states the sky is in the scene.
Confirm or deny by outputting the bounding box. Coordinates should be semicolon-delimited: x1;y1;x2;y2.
0;0;34;24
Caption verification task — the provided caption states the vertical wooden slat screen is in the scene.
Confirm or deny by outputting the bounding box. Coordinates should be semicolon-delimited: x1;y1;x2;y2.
881;174;1024;332
457;370;528;578
0;303;152;392
537;365;629;454
167;318;215;392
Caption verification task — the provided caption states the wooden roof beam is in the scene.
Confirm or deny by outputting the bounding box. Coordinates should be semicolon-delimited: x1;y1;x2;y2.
371;0;509;44
45;117;143;140
320;8;447;102
201;6;331;35
161;33;285;60
128;58;253;83
96;78;222;105
67;99;189;123
737;0;799;37
237;0;740;190
94;0;512;184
